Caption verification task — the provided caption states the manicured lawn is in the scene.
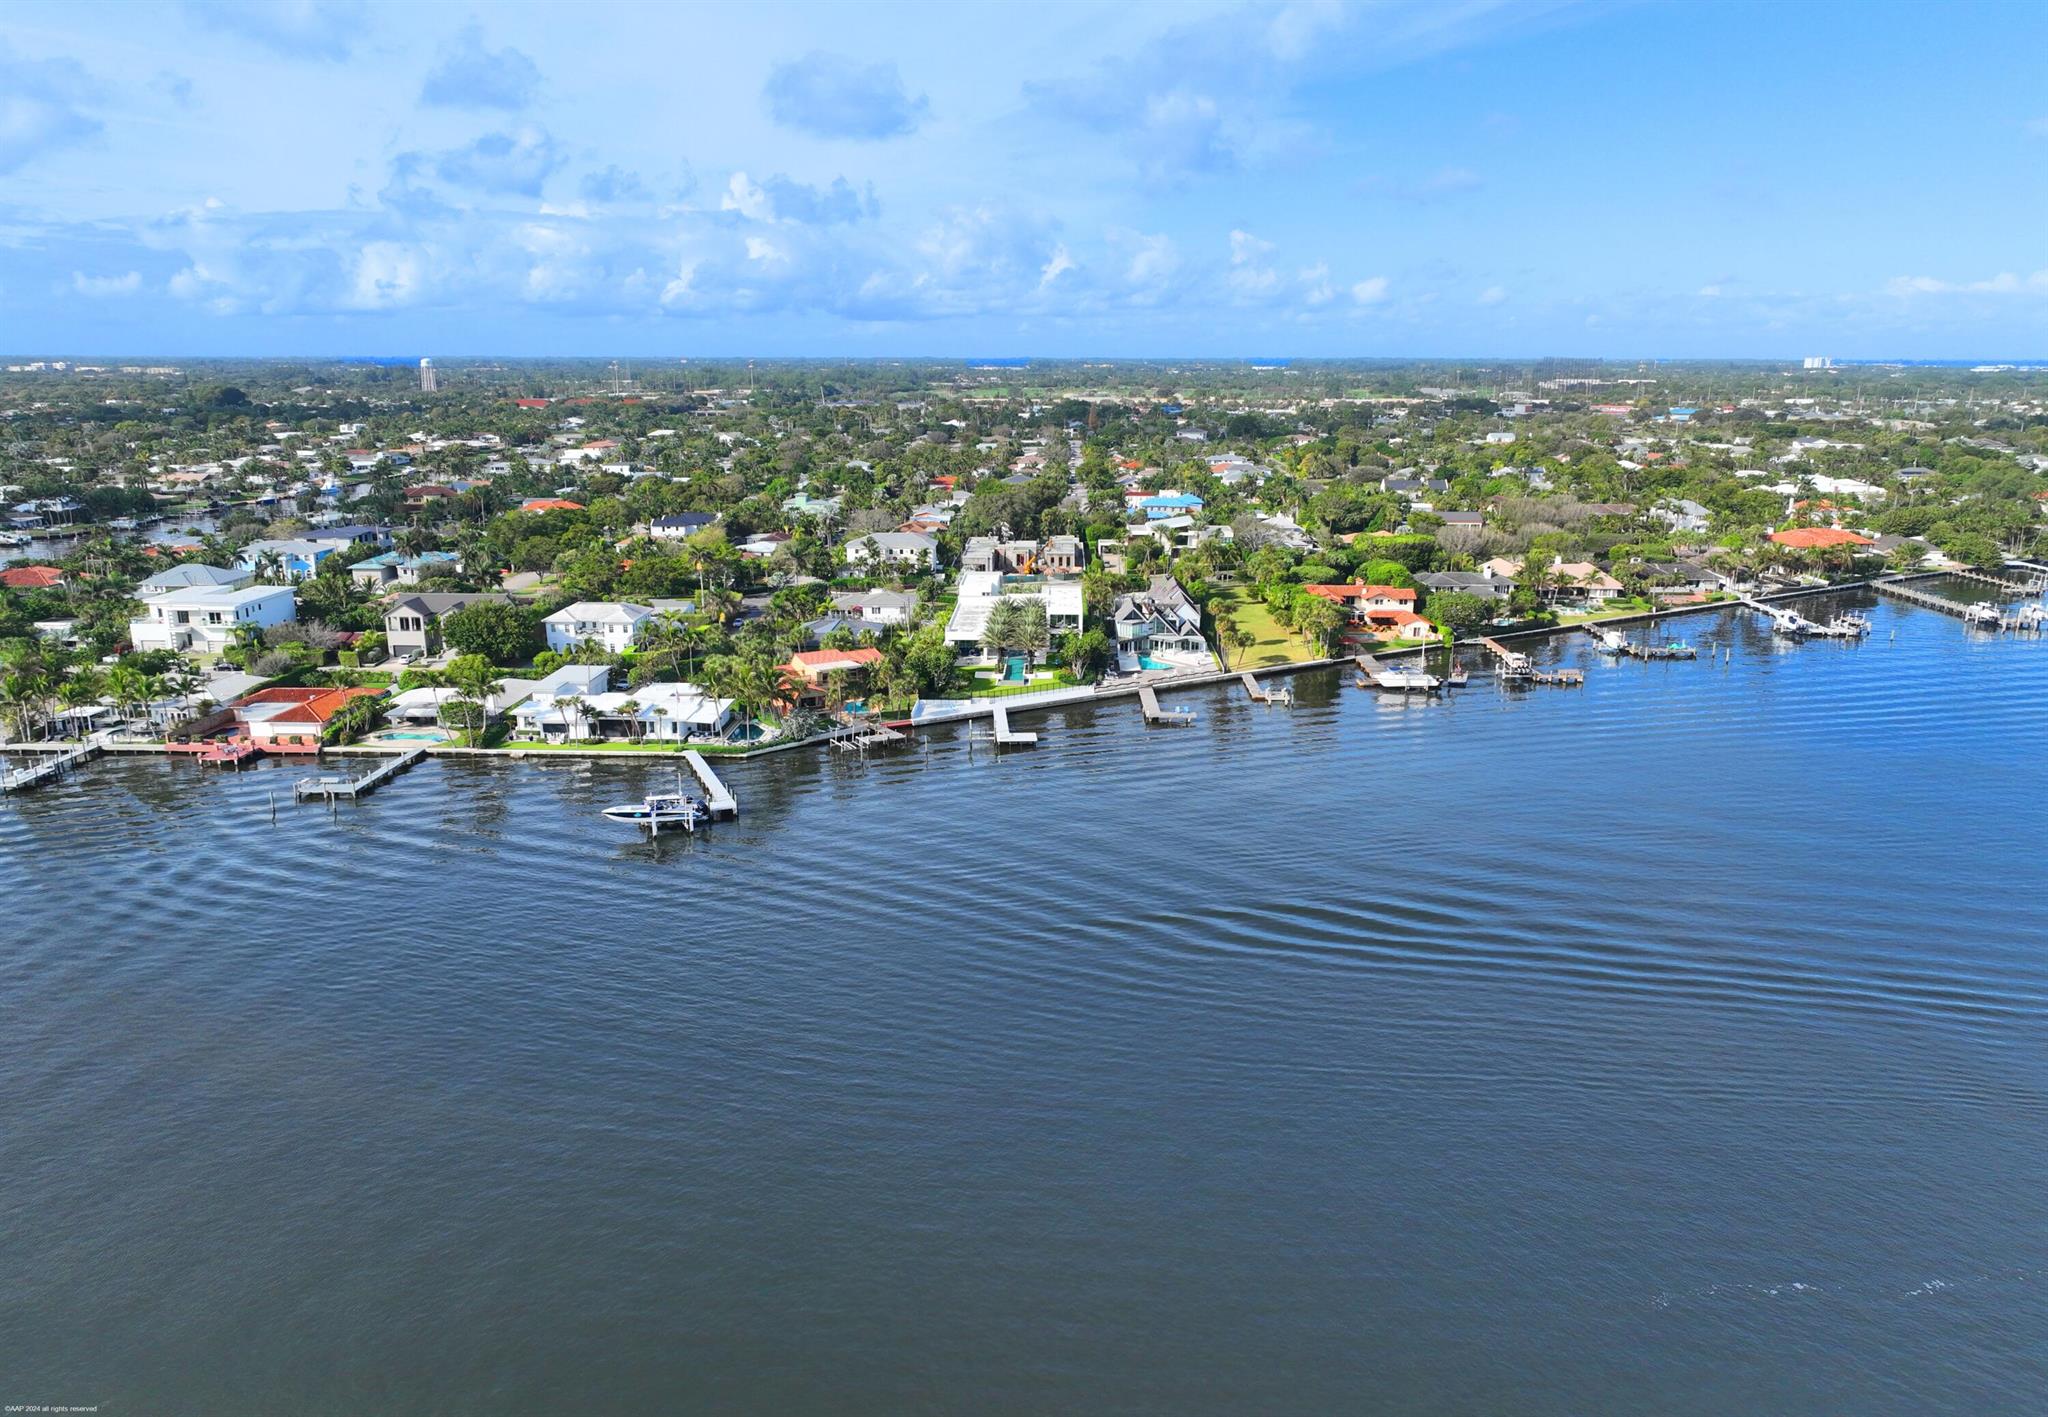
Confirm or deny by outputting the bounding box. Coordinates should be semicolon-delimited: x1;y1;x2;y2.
1209;589;1321;667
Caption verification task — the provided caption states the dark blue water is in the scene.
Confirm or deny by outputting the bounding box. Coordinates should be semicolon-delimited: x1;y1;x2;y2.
4;594;2046;1414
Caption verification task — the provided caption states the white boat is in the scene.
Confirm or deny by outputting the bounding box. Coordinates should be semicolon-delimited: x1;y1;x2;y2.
1826;613;1871;637
1373;668;1442;693
0;531;31;547
602;773;711;834
1964;602;2002;628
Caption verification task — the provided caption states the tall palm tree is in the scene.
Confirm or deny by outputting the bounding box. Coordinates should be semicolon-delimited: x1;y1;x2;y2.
444;654;503;745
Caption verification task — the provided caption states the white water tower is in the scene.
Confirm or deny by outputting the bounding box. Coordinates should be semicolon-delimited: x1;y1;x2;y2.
419;357;438;393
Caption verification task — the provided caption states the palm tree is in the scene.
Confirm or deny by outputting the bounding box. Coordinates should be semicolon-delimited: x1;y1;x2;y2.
617;698;642;743
444;654;503;745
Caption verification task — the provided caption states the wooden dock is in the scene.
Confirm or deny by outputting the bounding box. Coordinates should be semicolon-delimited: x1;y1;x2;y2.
1240;671;1293;706
293;746;427;801
1950;566;2043;596
1137;684;1196;724
1870;577;2016;624
196;739;263;769
990;703;1038;745
1479;637;1533;678
829;718;908;752
0;740;102;794
681;749;739;816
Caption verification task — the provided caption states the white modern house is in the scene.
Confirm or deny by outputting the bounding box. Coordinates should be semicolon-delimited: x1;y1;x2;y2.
942;571;1084;658
129;584;297;655
510;674;732;744
844;530;939;572
542;601;655;654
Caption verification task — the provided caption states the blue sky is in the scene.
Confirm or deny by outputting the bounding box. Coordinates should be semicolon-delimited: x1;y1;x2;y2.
4;0;2045;358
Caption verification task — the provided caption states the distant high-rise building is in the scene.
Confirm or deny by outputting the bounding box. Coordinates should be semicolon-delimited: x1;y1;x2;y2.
1802;356;1833;370
419;357;438;393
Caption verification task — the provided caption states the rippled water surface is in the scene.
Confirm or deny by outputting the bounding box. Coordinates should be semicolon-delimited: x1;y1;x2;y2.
4;595;2046;1415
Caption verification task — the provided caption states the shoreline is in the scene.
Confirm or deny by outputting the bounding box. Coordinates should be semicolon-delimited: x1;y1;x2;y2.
0;572;1940;767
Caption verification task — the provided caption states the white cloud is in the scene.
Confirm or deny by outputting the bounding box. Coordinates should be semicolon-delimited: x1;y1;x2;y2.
1885;270;2048;297
346;242;425;309
1696;283;1723;298
1229;229;1274;265
1301;263;1335;306
1351;276;1389;304
1038;243;1075;289
721;172;771;221
1478;285;1507;305
72;270;141;297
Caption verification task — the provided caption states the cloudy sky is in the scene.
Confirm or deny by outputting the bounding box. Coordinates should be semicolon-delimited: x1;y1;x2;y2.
5;0;2046;358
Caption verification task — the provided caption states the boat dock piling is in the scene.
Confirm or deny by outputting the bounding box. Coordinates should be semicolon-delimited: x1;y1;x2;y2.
1137;684;1196;725
293;746;427;801
681;750;739;817
0;740;102;794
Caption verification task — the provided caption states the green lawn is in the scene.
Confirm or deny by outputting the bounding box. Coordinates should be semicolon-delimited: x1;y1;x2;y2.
1208;589;1321;667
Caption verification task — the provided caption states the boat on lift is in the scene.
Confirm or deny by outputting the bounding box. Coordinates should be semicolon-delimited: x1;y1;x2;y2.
602;772;711;834
1964;602;2002;628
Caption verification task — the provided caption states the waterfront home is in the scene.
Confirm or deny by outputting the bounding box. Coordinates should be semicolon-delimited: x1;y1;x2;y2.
233;685;382;754
1305;584;1420;619
129;584;297;655
829;588;919;624
0;566;66;590
843;531;940;572
385;684;522;726
782;647;885;710
510;675;732;744
943;571;1085;658
384;592;513;659
1416;568;1515;603
543;601;655;654
349;550;460;588
1111;575;1209;671
136;563;252;598
1483;557;1625;607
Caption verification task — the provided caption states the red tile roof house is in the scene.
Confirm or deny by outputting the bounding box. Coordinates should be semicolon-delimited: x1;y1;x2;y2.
1769;527;1875;550
1304;583;1419;620
520;498;585;512
1;566;66;589
233;685;383;755
781;647;885;710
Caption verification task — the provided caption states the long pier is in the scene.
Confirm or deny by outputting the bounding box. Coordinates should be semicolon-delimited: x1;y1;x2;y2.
1949;566;2043;596
1870;576;2018;623
294;746;427;800
681;749;739;816
1137;684;1196;725
0;740;102;794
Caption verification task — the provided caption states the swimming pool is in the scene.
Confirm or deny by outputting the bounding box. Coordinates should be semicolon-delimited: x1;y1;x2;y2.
1001;655;1029;683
